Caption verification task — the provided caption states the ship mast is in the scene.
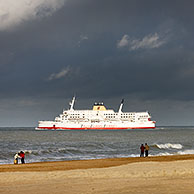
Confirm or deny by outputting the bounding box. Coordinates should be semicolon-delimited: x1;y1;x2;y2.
69;96;76;111
118;99;124;113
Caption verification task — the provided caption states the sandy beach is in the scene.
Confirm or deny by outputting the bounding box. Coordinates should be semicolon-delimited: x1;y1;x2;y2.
1;155;194;194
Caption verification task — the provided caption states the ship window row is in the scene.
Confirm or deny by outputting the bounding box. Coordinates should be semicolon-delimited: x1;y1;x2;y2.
104;113;135;116
105;113;135;116
69;114;85;116
104;114;135;118
139;115;148;118
121;113;134;115
106;116;116;118
70;114;85;115
121;115;135;118
69;116;85;118
104;113;118;116
121;116;134;119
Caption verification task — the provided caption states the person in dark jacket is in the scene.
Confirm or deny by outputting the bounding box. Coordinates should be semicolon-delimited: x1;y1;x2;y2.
19;151;25;164
140;144;145;157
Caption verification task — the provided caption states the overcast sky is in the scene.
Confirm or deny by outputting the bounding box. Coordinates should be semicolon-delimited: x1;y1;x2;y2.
0;0;194;126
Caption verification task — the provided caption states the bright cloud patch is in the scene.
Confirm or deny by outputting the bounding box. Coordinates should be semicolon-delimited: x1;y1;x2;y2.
0;0;66;31
117;34;129;48
118;33;167;51
48;67;70;81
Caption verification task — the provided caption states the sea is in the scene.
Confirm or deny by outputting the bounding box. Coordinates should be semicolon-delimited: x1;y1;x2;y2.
1;126;194;164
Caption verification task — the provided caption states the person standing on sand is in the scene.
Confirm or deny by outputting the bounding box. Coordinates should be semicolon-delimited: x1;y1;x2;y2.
145;143;149;157
14;152;20;164
19;151;25;164
140;144;145;157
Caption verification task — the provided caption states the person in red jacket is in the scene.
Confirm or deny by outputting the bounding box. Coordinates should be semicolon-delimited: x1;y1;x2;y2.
19;151;25;164
140;144;145;157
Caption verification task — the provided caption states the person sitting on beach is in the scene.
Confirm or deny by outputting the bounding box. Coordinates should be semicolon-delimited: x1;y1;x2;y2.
19;151;25;164
140;144;145;157
145;143;150;157
14;152;21;164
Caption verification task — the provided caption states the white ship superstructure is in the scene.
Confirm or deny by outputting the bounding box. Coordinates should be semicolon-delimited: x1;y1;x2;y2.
36;97;156;130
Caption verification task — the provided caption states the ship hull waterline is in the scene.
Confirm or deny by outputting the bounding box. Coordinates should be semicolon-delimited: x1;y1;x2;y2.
36;126;156;130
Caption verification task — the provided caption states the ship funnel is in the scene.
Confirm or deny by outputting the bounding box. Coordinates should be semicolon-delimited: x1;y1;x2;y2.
69;96;76;110
118;99;124;113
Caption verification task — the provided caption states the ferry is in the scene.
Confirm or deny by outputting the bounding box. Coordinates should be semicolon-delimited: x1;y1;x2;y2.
36;97;156;130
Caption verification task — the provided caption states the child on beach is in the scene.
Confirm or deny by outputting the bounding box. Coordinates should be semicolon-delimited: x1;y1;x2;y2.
14;153;20;164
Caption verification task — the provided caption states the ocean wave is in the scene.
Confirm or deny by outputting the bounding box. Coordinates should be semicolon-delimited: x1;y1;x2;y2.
19;148;84;156
153;152;173;156
151;149;194;156
153;143;183;150
177;149;194;155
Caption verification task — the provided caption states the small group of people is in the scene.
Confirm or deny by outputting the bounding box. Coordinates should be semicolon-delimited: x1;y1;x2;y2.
14;151;25;164
140;143;149;157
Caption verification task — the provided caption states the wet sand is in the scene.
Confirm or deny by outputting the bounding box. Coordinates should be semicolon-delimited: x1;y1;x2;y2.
1;155;194;194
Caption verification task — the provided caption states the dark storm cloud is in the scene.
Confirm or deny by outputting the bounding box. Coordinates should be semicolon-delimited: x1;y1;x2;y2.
1;0;194;126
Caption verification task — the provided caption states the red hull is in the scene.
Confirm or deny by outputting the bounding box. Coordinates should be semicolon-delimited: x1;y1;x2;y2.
37;127;156;130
